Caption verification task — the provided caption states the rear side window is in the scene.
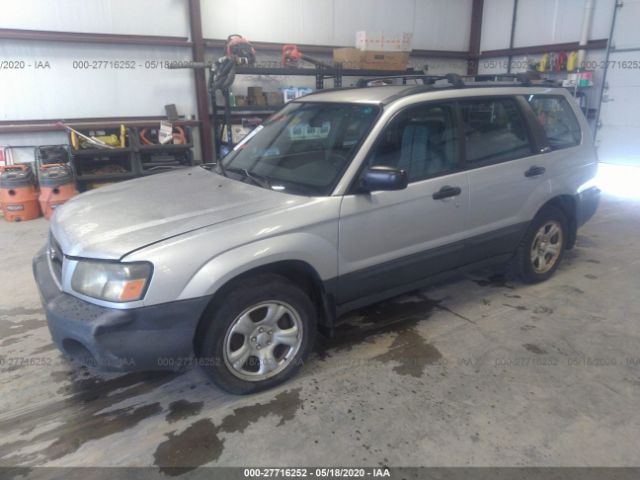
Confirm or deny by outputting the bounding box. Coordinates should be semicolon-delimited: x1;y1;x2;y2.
460;97;533;164
526;95;582;150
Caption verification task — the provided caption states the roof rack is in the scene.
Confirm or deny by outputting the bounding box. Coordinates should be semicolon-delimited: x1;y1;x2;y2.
356;71;559;89
355;73;464;88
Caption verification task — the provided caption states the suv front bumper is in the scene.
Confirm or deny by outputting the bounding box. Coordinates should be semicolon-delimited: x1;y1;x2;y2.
32;246;211;371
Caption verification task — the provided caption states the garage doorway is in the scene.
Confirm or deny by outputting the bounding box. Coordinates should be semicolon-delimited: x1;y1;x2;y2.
595;0;640;166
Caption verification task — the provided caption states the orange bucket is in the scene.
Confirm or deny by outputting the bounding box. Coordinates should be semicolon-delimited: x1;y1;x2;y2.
38;164;77;219
0;165;42;222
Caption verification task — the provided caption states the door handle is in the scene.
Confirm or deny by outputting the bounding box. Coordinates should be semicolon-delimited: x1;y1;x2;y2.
432;185;462;200
525;165;546;177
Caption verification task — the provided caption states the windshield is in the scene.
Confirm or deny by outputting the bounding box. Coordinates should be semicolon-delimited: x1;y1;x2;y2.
220;102;380;196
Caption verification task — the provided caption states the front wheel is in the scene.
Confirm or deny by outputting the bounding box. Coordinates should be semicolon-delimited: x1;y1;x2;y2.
511;206;568;283
197;274;316;394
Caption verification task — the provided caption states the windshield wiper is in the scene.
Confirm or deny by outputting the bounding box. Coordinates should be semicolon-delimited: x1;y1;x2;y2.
243;169;271;189
215;160;228;177
225;167;272;189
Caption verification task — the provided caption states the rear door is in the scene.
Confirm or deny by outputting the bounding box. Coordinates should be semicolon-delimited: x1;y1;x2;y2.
462;96;551;263
337;101;469;306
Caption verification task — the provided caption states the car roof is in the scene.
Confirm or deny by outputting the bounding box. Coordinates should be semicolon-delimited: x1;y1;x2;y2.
296;82;568;106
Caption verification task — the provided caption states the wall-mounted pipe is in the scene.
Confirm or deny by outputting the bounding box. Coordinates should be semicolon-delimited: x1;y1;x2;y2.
593;0;621;141
577;0;596;68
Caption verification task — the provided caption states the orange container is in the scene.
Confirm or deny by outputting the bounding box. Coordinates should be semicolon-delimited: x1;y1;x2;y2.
38;164;77;219
0;165;42;222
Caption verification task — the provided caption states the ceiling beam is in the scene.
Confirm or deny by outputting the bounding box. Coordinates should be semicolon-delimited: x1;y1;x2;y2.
0;28;191;47
205;38;470;59
0;117;199;134
481;39;608;58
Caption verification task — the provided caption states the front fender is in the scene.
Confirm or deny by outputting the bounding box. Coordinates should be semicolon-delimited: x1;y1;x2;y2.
177;232;338;300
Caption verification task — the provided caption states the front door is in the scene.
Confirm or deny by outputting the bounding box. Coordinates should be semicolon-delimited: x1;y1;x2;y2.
337;101;469;306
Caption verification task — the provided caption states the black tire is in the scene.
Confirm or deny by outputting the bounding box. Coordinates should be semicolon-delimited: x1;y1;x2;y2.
197;274;317;395
510;205;568;284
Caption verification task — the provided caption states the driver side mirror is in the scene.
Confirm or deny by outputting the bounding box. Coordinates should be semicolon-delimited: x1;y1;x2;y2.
358;166;408;192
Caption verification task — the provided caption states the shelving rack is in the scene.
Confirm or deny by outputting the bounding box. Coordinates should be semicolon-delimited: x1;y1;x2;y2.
212;65;430;148
533;70;596;121
69;125;195;191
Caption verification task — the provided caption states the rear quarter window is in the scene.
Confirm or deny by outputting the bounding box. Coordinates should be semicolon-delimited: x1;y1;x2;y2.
526;95;582;150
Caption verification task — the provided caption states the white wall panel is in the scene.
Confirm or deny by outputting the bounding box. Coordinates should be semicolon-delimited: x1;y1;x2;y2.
513;0;559;47
611;0;640;49
587;0;616;41
2;0;190;37
413;0;473;51
480;0;514;51
334;0;416;46
202;0;471;51
596;2;640;165
0;132;68;149
202;0;335;45
514;0;615;47
0;41;197;121
552;0;615;44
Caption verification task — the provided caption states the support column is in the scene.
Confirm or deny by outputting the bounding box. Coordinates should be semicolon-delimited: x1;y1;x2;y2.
468;0;484;75
188;0;214;162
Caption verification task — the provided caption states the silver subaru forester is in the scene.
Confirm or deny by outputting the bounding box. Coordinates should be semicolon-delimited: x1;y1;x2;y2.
33;76;600;394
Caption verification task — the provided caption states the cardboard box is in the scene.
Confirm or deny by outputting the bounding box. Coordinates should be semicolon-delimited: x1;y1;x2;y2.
333;48;362;69
266;92;283;106
361;51;409;70
247;86;263;98
247;87;266;106
333;48;409;71
355;31;413;52
252;95;267;107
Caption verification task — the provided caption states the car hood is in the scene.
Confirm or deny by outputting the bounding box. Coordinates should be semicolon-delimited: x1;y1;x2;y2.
51;167;306;259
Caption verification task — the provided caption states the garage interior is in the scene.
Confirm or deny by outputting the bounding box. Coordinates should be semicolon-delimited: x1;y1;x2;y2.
1;0;639;476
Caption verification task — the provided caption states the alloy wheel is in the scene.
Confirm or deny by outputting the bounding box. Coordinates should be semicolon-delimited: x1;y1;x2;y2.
223;301;303;381
530;220;563;274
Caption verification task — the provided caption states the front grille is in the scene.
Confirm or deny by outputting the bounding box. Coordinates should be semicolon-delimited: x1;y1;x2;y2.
48;234;64;284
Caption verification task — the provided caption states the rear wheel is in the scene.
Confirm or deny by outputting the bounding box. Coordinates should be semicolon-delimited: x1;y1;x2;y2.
197;274;316;394
511;206;568;283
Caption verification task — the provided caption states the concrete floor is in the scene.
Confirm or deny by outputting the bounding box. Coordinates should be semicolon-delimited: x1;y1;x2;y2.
1;193;639;472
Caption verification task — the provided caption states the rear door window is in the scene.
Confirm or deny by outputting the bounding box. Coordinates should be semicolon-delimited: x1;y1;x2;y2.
526;95;582;150
460;97;534;165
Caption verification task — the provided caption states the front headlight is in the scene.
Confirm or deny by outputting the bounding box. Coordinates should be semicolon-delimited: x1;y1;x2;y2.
71;260;153;303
